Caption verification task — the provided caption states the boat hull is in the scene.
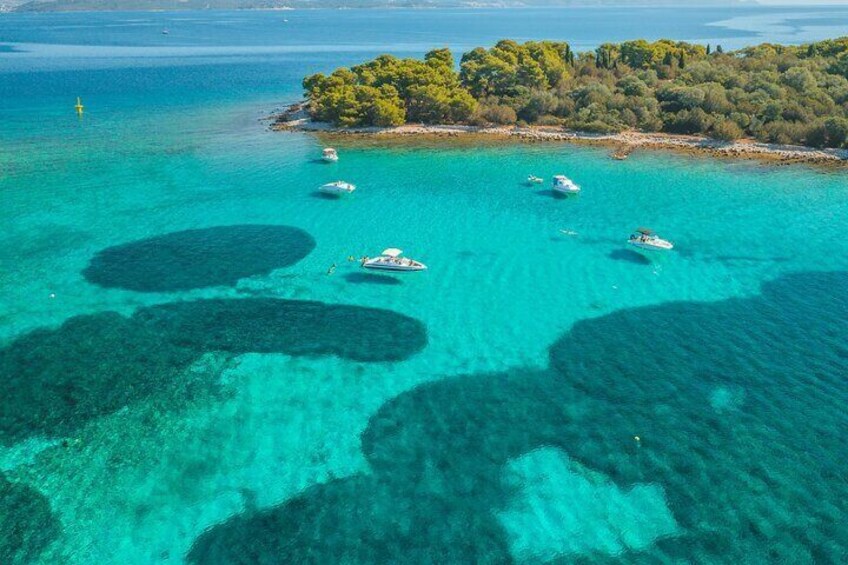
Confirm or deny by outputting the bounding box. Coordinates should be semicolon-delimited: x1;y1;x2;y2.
362;262;427;272
628;240;673;251
319;182;355;194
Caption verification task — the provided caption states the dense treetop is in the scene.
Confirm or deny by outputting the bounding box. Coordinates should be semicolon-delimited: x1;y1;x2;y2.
302;48;475;127
302;37;848;148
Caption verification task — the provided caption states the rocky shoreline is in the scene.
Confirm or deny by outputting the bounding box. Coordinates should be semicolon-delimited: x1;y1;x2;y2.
272;103;848;166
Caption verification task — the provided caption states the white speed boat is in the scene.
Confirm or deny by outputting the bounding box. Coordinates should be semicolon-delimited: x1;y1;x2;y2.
322;148;339;162
319;180;355;195
527;175;544;184
362;249;427;272
628;228;674;251
552;175;580;194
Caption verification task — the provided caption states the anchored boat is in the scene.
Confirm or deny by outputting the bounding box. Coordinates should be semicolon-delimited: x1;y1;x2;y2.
361;249;427;272
319;180;355;195
322;148;339;162
552;175;580;194
628;228;674;251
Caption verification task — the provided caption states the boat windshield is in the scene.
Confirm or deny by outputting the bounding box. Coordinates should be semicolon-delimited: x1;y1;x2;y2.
631;232;656;240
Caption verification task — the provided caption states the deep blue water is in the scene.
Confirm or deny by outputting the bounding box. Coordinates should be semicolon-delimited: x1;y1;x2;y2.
4;5;848;110
1;6;848;564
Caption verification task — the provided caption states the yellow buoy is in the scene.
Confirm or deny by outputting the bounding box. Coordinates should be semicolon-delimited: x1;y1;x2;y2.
75;97;84;116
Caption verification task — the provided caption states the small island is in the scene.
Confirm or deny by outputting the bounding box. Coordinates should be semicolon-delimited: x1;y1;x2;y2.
276;37;848;163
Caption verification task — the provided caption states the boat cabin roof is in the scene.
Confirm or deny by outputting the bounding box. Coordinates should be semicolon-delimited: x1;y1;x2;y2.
635;227;654;235
382;248;403;257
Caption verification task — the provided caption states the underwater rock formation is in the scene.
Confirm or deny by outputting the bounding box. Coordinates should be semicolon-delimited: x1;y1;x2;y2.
0;474;60;564
0;299;426;445
83;225;316;292
187;271;848;563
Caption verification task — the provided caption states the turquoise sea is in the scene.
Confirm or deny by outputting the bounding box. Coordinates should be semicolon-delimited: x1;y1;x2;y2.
2;5;848;564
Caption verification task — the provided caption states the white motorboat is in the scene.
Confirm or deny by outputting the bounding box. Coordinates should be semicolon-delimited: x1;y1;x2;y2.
322;148;339;162
319;180;355;195
362;248;427;272
552;175;580;194
628;228;674;251
527;175;544;184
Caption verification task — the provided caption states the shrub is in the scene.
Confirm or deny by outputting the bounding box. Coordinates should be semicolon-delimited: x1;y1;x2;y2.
824;116;848;147
536;114;564;126
663;108;712;134
805;122;829;147
617;75;649;96
480;104;518;125
782;66;817;91
368;98;406;127
657;85;706;111
576;120;622;134
806;117;848;147
711;118;745;141
758;121;807;145
518;90;559;122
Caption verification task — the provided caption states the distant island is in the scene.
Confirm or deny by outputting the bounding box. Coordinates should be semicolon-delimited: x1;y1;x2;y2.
3;0;473;11
4;1;754;13
279;37;848;161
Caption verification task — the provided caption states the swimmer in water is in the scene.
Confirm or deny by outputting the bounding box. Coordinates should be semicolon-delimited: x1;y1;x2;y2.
327;263;336;275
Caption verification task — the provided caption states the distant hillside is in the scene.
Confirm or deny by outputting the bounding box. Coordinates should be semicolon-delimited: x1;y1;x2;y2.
10;0;753;12
11;0;478;10
13;0;291;10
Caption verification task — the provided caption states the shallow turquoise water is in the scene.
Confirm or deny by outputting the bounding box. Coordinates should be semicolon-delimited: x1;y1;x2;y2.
2;7;848;564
